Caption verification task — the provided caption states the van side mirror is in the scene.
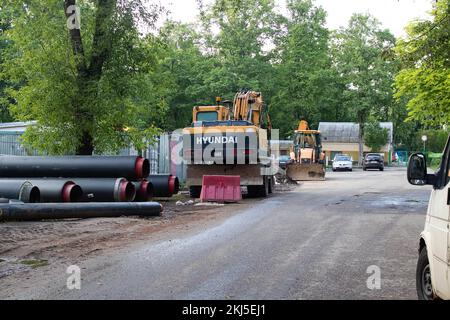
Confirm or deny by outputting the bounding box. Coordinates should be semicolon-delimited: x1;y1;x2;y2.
407;153;435;186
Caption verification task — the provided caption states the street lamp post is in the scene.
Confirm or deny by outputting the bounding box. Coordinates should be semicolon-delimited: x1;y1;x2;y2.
422;135;428;153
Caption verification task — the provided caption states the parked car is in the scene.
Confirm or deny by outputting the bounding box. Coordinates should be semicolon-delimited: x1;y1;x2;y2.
408;140;450;300
332;155;353;172
278;155;293;169
363;153;384;171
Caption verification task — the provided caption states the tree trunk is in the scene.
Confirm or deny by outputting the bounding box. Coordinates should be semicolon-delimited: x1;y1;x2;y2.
77;131;94;155
358;125;364;166
64;0;116;155
358;120;367;166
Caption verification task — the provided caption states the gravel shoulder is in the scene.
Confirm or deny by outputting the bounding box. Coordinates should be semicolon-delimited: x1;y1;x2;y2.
0;187;294;299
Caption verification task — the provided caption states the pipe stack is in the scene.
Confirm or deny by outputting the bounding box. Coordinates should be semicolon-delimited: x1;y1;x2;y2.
0;156;151;203
0;155;174;221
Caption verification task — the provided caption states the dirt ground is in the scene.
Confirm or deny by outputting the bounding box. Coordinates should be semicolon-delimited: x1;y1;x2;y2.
0;186;295;286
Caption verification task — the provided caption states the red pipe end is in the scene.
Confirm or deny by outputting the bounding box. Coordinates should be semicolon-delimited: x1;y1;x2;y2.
119;180;136;202
134;157;150;179
168;176;180;196
140;180;153;201
62;182;83;203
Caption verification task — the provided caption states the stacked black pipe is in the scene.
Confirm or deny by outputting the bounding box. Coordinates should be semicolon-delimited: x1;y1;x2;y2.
0;202;163;222
0;156;150;179
148;175;180;198
0;155;167;221
132;179;154;202
0;156;152;203
0;181;40;203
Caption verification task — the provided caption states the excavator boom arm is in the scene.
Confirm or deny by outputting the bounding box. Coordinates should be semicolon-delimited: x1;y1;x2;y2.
233;91;264;126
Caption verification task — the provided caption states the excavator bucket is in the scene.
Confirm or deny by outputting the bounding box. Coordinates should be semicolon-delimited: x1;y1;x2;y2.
286;163;326;181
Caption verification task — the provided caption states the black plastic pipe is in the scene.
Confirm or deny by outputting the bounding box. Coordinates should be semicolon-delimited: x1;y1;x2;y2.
0;179;83;203
149;175;180;198
73;178;136;202
30;180;83;203
0;181;40;203
132;180;154;202
0;156;150;180
0;202;163;222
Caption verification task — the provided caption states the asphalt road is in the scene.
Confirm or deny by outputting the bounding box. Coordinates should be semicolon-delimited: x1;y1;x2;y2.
6;168;432;300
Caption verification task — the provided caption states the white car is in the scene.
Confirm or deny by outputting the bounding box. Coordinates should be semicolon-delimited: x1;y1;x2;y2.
332;155;353;172
408;139;450;300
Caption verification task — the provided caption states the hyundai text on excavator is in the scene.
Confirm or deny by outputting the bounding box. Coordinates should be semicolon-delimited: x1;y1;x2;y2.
182;90;274;198
286;120;326;181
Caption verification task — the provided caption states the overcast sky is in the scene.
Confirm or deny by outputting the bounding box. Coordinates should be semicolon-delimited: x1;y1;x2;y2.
163;0;434;38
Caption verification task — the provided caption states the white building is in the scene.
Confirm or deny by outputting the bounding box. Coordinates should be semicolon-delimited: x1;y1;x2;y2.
318;122;394;164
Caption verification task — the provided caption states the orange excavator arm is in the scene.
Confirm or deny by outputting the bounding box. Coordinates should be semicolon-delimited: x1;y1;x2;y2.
233;91;264;127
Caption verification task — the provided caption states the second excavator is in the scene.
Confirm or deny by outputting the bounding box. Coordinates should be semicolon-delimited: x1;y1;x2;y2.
286;120;326;181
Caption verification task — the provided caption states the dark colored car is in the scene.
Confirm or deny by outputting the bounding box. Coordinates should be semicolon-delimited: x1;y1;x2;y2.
363;153;385;171
278;155;293;169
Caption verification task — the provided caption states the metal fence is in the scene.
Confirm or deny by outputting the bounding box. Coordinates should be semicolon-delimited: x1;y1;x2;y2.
0;131;187;183
0;131;40;156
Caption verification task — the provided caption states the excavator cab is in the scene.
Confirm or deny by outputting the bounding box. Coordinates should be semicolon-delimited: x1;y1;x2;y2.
193;105;230;123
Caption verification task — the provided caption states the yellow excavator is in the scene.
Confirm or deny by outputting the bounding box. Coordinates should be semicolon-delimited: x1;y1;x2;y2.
182;90;274;198
286;120;326;181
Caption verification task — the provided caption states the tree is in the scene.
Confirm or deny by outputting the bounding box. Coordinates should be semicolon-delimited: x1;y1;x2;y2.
417;129;449;153
394;0;450;127
364;121;389;152
1;0;164;155
269;0;345;138
331;14;397;164
0;4;14;122
154;21;219;130
197;0;279;101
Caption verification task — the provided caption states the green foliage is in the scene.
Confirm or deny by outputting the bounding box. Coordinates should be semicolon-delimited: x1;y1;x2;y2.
330;13;398;161
395;0;450;127
156;0;283;131
331;14;397;126
154;21;218;130
199;0;279;96
0;4;14;122
269;0;345;137
419;129;449;153
364;121;389;152
1;0;165;155
0;0;440;156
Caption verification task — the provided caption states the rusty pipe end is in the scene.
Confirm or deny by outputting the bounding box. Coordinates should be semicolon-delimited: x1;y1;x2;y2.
168;176;180;196
119;180;136;202
140;180;154;201
135;157;150;179
62;182;83;203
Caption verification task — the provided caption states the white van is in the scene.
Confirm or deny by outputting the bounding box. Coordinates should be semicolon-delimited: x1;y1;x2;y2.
408;140;450;300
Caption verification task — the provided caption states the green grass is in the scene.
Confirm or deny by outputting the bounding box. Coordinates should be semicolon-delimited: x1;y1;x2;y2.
20;259;49;269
